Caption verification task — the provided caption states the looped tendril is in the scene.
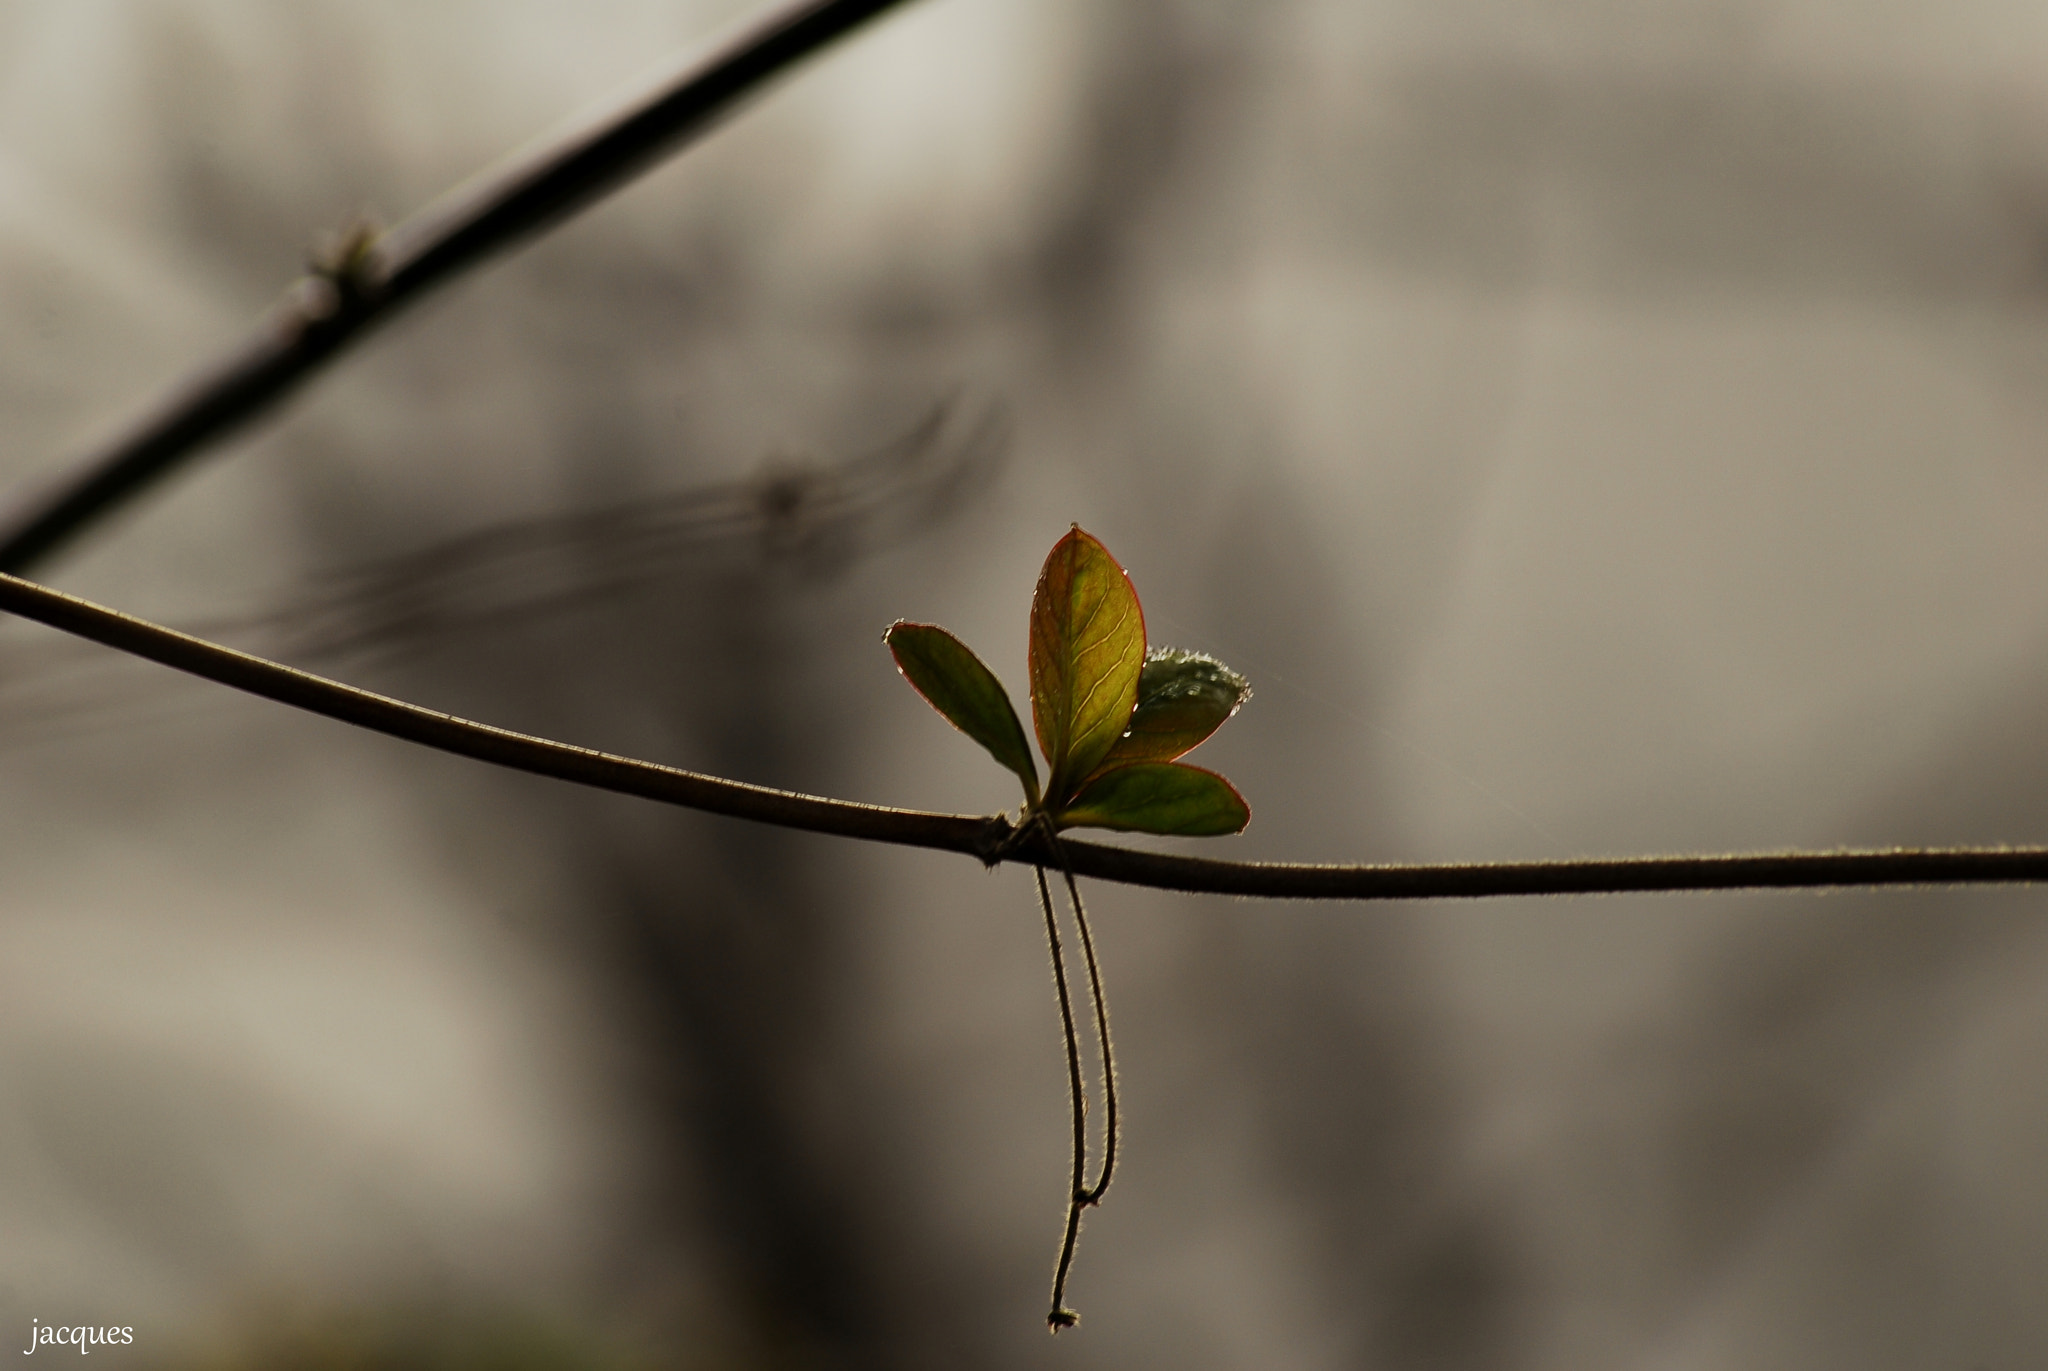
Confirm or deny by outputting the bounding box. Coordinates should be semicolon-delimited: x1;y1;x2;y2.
1032;810;1119;1332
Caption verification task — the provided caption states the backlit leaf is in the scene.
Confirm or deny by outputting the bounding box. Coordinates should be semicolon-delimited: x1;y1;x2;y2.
1029;527;1145;807
1095;647;1249;772
1054;761;1250;836
886;620;1039;802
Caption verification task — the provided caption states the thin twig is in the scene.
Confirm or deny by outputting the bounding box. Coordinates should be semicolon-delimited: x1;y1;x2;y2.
1048;833;1117;1206
1033;812;1123;1330
5;568;2048;902
1035;863;1087;1331
1039;823;1118;1331
0;0;919;574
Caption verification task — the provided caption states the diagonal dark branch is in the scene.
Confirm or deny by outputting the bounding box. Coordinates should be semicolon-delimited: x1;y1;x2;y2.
0;0;919;575
5;567;2048;902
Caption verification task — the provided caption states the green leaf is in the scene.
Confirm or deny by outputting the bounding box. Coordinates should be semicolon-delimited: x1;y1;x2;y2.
886;621;1039;803
1029;527;1146;808
1095;647;1249;772
1054;762;1250;836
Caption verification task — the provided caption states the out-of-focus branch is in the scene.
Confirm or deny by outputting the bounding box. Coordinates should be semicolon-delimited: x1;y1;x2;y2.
0;0;918;575
6;568;2048;902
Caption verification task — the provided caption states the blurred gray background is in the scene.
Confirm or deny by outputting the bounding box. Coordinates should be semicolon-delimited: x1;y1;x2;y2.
4;0;2048;1366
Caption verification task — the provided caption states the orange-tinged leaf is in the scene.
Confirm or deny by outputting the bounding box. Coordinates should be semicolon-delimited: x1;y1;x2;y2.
1029;527;1145;807
886;621;1039;803
1095;647;1249;773
1055;762;1250;836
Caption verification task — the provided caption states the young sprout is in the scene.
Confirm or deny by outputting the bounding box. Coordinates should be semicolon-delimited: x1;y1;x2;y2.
885;526;1249;1329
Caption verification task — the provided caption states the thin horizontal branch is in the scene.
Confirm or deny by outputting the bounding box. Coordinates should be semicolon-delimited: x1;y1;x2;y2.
1053;842;2048;900
6;570;2048;902
0;0;917;575
0;572;989;851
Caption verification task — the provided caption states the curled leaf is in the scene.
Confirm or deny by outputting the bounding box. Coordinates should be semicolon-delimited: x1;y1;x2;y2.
1095;647;1249;772
1029;527;1145;808
1055;761;1250;837
886;621;1039;803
